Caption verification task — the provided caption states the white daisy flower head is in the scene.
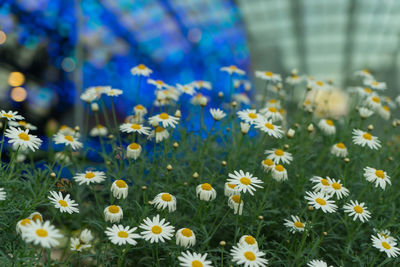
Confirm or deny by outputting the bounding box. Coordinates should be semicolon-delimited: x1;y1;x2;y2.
210;108;226;121
74;170;106;185
364;79;386;91
355;87;374;98
325;178;349;199
177;84;196;96
374;229;396;243
53;132;82;150
149;113;179;128
271;164;288;182
80;90;97;103
304;191;337;213
230;244;269;267
318;119;336;136
365;95;381;111
307;259;332;267
308;80;329;91
191;80;212;90
260;106;283;122
239;235;258;249
139;214;175;243
29;212;43;223
196;183;217;201
227;170;263;196
133;104;148;117
310;176;332;193
151;193;177;213
254;119;284;138
0;110;24;121
261;158;275;172
176;228;196;248
9;120;37;130
16;218;33;235
228;195;244;215
148;126;170;143
265;148;293;165
224;182;240;197
105;88;123;97
55;151;71;164
190;93;208;106
70;237;91;251
371;234;400;258
352;129;381;150
255;70;282;83
48;191;79;214
359;107;374;119
147;79;169;90
240;122;251;135
233;93;251;105
237;109;260;125
284;215;306;234
105;224;141;246
178;251;213;267
130;64;152;76
80;229;94;244
343;200;371;223
89;124;108;137
379;105;390;120
330;142;348;158
22;220;63;248
119;123;151;136
126;142;142;160
0;187;6;201
354;69;374;80
265;99;281;109
5;127;42;152
111;180;129;199
363;167;391;190
286;74;303;85
220;65;245;75
104;205;123;223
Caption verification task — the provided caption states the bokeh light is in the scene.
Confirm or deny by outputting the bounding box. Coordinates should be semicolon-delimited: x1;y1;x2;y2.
8;72;25;87
10;86;27;102
0;31;6;45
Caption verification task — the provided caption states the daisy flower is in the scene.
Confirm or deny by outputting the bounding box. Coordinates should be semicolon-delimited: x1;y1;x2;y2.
178;251;213;267
9;120;37;130
147;79;170;90
254;119;284;138
237;109;260;125
139;214;175;243
330;143;348;158
271;164;288;182
371;234;400;258
149;113;179;128
304;191;337;213
261;158;275;172
80;90;97;103
318;119;336;135
29;212;43;223
89;124;108;137
307;259;332;267
230;244;269;267
240;122;251;135
133;104;148;117
191;80;212;90
284;215;306;233
130;64;152;76
310;176;332;193
233;93;251;105
265;148;293;164
325;178;349;199
176;228;196;248
379;105;390;120
105;88;123;97
111;180;129;199
70;237;91;251
210;108;226;121
228;195;244;215
308;80;329;91
0;188;6;201
148;126;170;143
16;218;32;234
177;84;196;96
239;235;258;249
196;183;217;201
260;106;283;122
374;229;397;243
73;170;106;185
5;127;42;152
255;70;282;83
265;99;281;108
343;200;371;223
364;79;386;91
53;132;83;150
104;205;123;223
220;65;245;75
48;191;79;214
352;129;381;150
126;142;142;160
227;170;263;196
190;93;208;106
150;193;177;213
286;74;303;85
224;182;239;197
365;95;381;111
0;110;24;121
104;224;141;246
80;229;94;244
354;69;373;80
119;123;151;135
363;166;391;190
22;220;63;248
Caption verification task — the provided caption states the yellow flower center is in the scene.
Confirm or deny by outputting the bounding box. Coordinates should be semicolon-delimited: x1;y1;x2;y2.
96;124;104;129
229;65;238;69
36;229;48;237
64;135;74;142
201;183;212;191
115;180;127;188
181;228;193;237
316;81;324;86
131;124;141;130
274;149;284;156
274;165;284;172
161;193;172;202
382;241;391;250
331;182;341;190
85;172;95;179
19;121;27;126
159;113;169;120
371;81;379;86
268;107;277;113
136;104;144;110
363;69;370;73
18;132;30;141
372;96;380;103
231;195;241;203
3;113;13;118
108;205;120;214
155;80;164;85
151;225;162;234
265;71;273;77
364;88;372;93
227;183;237;189
321;179;329;186
244;251;256;261
248;113;258;119
336;143;346;149
315;198;326;205
118;231;129;238
58;200;68;207
264;123;274;130
244;235;256;245
32;214;42;222
362;133;372;140
137;64;146;70
155;126;164;133
20;218;31;226
294;221;304;228
269;99;277;103
326;119;334;126
383;105;390;112
263;158;274;166
353;205;363;213
129;143;140;150
240;177;251;185
375;170;385;179
192;260;203;267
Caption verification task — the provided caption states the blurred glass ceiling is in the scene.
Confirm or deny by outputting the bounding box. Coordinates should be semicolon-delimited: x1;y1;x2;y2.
237;0;400;87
